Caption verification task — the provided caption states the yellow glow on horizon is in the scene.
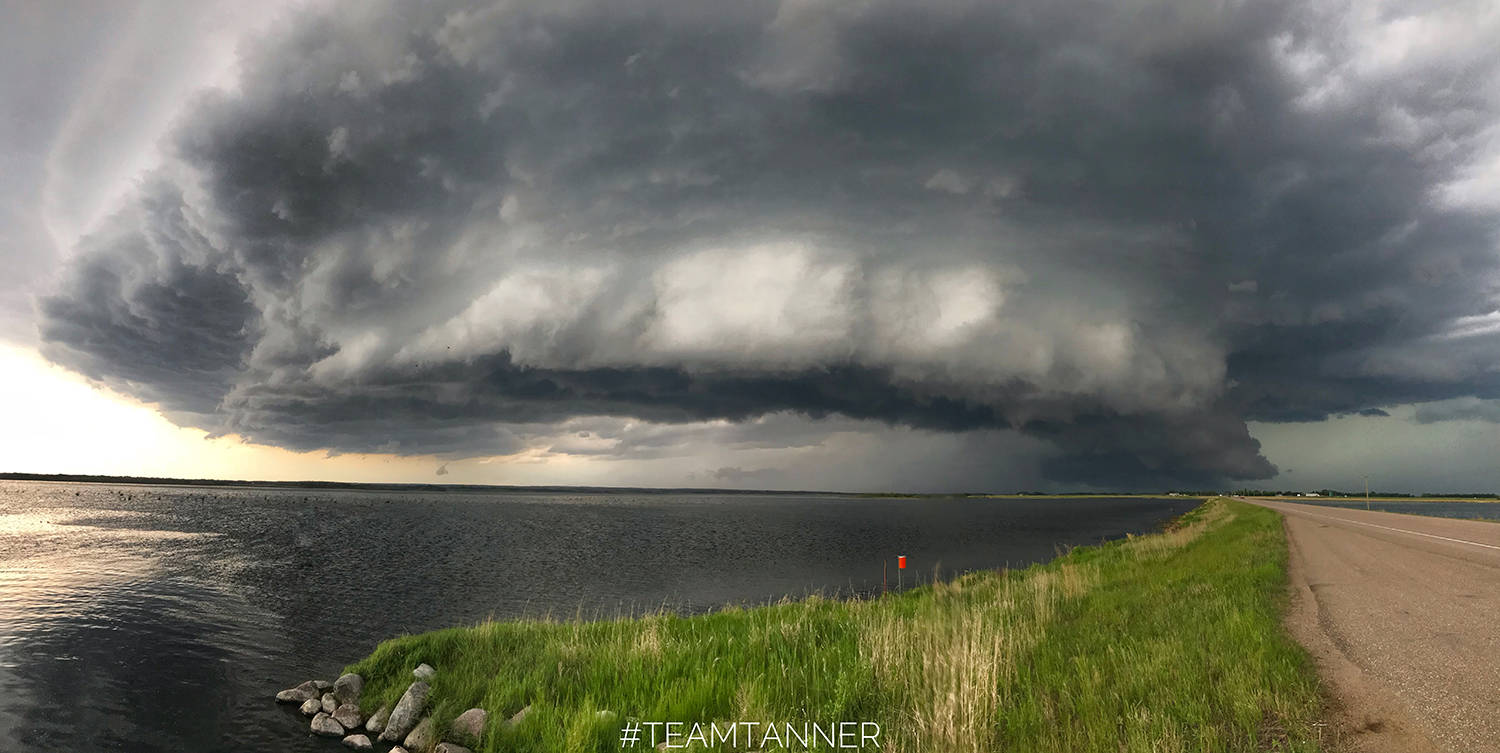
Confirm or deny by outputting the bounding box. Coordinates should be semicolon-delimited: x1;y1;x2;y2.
0;344;472;483
0;344;770;489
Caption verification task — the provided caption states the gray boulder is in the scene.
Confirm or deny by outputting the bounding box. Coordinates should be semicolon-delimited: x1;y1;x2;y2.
404;717;437;753
378;681;430;742
333;702;363;730
447;708;487;747
299;697;322;716
342;733;373;750
365;704;391;734
311;712;345;737
333;672;364;705
390;748;410;753
314;679;334;691
321;693;339;714
434;744;473;753
505;704;531;728
413;663;437;682
276;680;321;703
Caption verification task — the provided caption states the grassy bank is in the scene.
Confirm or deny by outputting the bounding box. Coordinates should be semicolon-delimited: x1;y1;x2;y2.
347;498;1323;752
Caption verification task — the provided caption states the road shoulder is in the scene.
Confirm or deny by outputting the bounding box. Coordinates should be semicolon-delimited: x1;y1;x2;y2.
1279;513;1440;753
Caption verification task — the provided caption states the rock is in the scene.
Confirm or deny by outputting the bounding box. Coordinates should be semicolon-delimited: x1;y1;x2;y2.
314;679;334;691
404;717;437;753
333;702;363;729
333;672;364;705
378;681;430;742
342;733;373;750
413;663;437;682
311;712;345;737
447;708;487;747
276;680;321;703
365;704;391;734
390;748;409;753
505;705;531;728
299;697;322;716
321;693;339;714
434;744;473;753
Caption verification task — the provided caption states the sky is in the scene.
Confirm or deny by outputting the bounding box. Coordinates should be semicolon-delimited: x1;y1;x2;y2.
3;0;1500;493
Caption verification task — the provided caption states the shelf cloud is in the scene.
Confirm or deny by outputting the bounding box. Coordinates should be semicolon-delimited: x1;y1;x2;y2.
34;0;1500;487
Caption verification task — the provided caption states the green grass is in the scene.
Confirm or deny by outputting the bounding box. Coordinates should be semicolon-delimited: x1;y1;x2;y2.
346;498;1325;752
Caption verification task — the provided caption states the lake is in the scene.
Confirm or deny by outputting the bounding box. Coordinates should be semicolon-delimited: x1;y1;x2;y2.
0;480;1197;751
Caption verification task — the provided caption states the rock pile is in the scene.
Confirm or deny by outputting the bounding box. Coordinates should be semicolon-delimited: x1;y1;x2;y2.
276;663;493;753
278;672;369;746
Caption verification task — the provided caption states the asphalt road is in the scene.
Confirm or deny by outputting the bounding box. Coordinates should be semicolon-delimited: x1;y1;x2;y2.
1246;498;1500;753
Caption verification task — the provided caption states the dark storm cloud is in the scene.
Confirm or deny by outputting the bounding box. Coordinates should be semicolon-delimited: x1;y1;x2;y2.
38;178;258;419
34;0;1500;485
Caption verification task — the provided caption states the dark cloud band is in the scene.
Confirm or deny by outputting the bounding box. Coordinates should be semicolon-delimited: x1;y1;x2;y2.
35;0;1500;486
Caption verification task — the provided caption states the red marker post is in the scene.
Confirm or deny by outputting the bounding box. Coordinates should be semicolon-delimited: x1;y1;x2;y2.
897;554;906;590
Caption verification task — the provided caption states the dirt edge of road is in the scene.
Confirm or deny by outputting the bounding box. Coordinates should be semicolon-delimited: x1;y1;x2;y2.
1281;515;1440;753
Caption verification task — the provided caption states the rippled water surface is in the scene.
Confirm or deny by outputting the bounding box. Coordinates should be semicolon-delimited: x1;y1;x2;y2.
0;480;1197;751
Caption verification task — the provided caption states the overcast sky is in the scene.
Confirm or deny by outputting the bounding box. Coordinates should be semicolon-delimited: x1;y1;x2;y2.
4;0;1500;492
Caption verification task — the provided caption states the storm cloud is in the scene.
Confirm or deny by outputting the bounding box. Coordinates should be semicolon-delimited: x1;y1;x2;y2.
35;0;1500;486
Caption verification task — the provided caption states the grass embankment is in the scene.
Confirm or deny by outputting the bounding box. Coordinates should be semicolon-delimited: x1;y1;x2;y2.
347;498;1324;752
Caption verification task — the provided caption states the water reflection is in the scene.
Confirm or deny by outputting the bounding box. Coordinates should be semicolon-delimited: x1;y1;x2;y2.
0;507;294;750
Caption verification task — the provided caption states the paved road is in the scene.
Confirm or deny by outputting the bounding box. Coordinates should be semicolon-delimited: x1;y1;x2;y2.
1246;498;1500;753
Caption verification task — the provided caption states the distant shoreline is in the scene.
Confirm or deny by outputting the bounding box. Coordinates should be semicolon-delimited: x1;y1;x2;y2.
0;471;850;496
5;473;1495;501
0;471;1181;498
